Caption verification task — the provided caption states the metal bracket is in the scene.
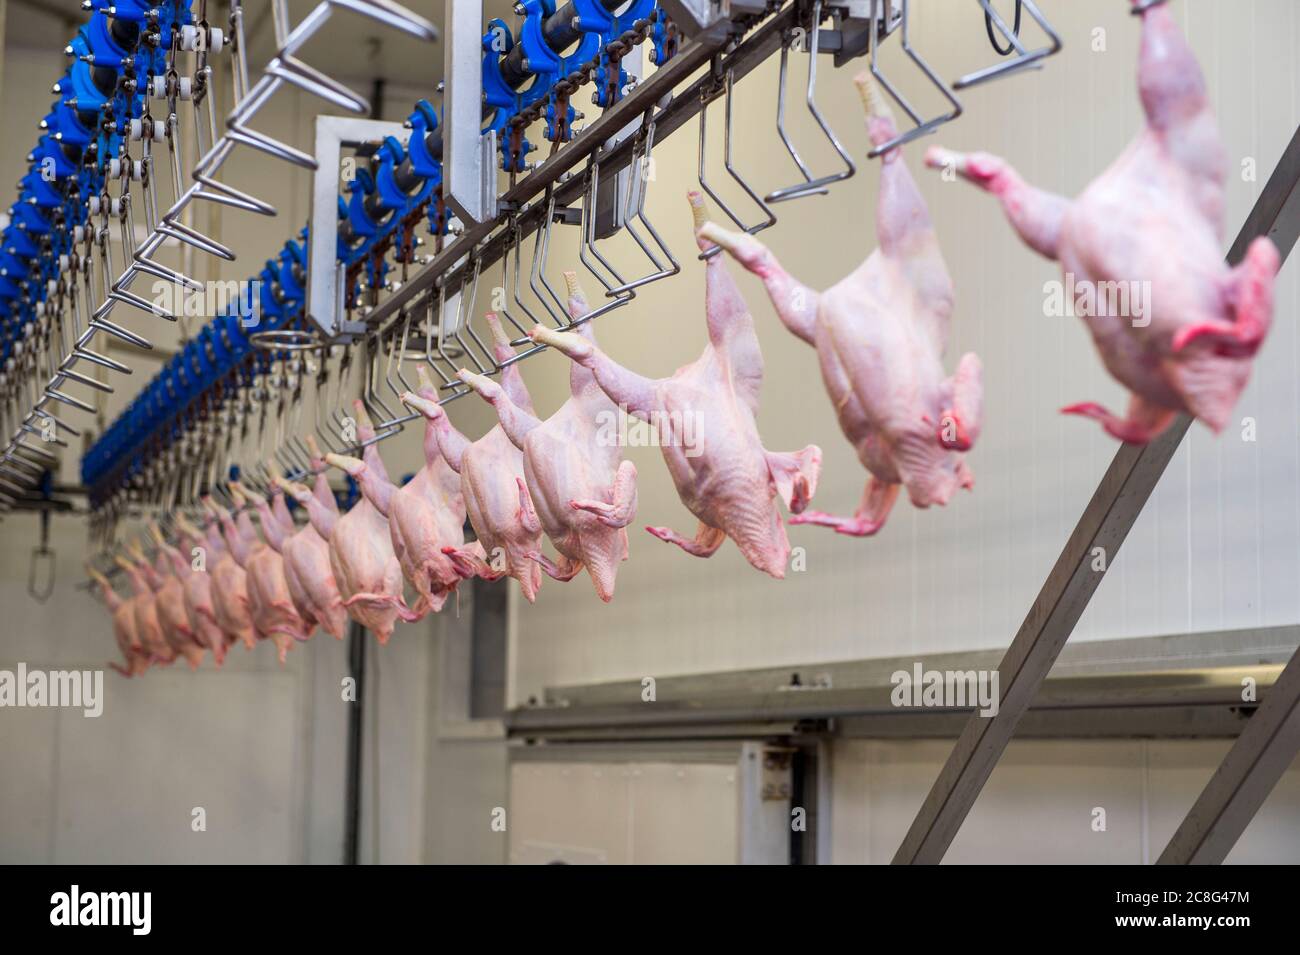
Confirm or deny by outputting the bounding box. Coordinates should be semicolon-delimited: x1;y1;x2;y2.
594;46;647;240
829;0;902;68
307;115;410;340
658;0;767;44
444;0;495;226
866;0;962;158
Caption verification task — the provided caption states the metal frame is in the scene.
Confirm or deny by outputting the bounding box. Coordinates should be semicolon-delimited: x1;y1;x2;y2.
892;123;1300;866
443;0;493;227
952;0;1062;91
0;0;437;512
505;627;1297;743
306;116;409;339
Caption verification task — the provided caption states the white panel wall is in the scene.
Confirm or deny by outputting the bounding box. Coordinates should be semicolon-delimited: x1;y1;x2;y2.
508;0;1300;699
0;513;308;862
508;760;738;864
830;738;1300;864
0;511;448;864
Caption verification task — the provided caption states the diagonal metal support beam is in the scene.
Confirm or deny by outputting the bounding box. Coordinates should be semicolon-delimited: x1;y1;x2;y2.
893;122;1300;865
1157;646;1300;864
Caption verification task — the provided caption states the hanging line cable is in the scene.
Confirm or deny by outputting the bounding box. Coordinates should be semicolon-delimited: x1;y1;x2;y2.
985;0;1023;56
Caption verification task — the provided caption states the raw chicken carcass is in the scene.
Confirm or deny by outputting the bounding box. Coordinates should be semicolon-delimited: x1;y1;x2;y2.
458;271;636;602
285;401;412;643
923;0;1280;442
143;523;207;669
401;313;544;602
114;547;172;667
171;513;232;664
232;477;324;644
530;192;821;578
266;443;349;638
222;483;312;662
204;494;290;658
199;506;257;651
327;374;470;617
701;74;979;535
88;563;148;677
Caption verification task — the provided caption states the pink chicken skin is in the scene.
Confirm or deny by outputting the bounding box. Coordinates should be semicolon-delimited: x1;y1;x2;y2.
114;548;173;667
702;74;980;536
924;0;1279;443
171;512;232;665
530;192;821;579
228;481;314;661
244;472;327;641
143;524;207;669
88;562;149;677
199;505;257;651
458;271;637;602
401;313;545;603
328;373;471;618
265;443;349;639
285;401;412;644
206;493;300;661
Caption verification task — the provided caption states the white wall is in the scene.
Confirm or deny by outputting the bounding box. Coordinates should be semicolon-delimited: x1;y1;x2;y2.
508;759;739;864
830;738;1300;865
0;504;456;864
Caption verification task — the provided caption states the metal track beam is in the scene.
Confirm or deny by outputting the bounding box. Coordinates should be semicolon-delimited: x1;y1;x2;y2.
892;122;1300;865
357;2;798;334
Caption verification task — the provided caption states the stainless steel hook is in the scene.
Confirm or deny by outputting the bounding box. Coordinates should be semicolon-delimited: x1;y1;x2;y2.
866;0;964;158
600;115;681;297
697;67;776;259
766;0;857;201
432;255;487;393
953;0;1063;91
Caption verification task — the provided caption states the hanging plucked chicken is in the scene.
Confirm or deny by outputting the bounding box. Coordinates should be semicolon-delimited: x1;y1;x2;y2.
924;0;1279;442
704;74;981;536
533;193;821;578
458;272;638;602
402;313;546;603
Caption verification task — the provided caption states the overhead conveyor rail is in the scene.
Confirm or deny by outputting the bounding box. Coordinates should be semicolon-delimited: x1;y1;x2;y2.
75;0;1045;528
